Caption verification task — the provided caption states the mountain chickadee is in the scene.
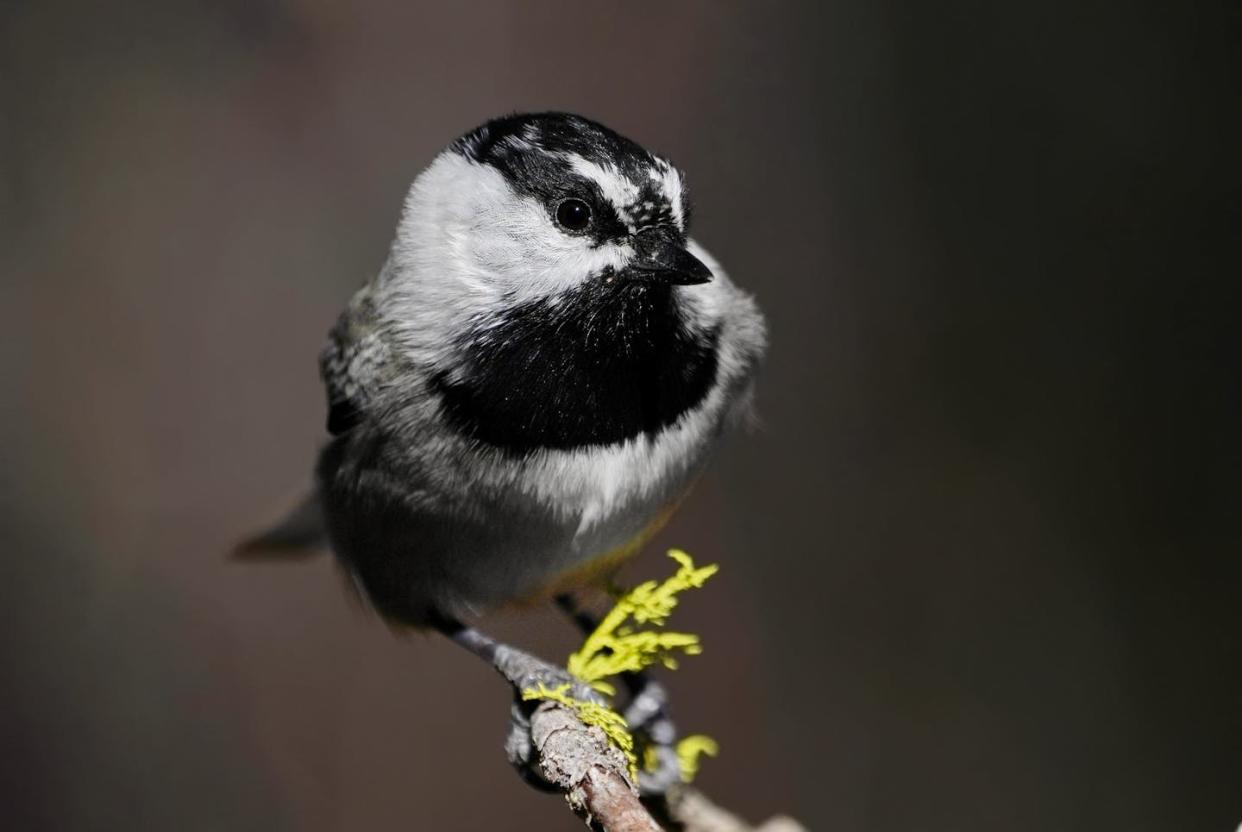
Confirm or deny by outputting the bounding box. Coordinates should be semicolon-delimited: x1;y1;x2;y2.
246;112;766;654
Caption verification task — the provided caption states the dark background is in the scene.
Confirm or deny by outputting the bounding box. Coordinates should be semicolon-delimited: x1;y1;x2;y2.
3;2;1239;830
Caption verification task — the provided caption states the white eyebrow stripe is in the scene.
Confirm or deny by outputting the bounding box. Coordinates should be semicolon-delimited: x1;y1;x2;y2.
653;164;685;227
565;154;640;227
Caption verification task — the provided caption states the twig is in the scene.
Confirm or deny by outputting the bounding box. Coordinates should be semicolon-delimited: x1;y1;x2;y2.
485;621;806;830
653;785;808;832
524;699;807;832
527;700;662;831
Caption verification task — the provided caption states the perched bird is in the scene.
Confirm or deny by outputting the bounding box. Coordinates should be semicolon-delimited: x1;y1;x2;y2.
245;112;766;641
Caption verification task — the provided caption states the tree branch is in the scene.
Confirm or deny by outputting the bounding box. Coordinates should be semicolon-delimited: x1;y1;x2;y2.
524;699;807;832
655;784;808;832
479;614;804;830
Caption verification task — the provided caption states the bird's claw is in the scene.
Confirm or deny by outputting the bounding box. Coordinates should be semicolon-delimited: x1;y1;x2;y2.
637;742;682;796
623;677;686;796
623;677;671;736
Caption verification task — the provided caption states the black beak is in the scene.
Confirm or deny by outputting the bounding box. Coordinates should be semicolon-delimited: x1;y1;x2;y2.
626;230;713;286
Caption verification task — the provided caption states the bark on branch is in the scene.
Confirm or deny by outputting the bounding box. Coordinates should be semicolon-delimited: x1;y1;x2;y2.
525;700;807;832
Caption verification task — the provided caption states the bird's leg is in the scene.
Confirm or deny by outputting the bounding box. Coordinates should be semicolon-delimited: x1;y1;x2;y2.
429;612;607;791
554;594;684;795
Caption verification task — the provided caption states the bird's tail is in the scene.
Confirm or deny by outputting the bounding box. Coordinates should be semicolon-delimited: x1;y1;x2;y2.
233;491;327;559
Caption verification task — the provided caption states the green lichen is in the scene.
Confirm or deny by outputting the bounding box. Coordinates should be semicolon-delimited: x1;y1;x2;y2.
567;549;718;695
520;681;636;771
675;734;719;782
521;550;721;783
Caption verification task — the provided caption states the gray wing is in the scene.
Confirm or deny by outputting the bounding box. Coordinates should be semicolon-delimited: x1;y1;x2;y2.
320;285;391;436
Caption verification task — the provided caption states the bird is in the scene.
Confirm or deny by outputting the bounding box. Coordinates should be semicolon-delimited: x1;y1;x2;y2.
242;112;766;693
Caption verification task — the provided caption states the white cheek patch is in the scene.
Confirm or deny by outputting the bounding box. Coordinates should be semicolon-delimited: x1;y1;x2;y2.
396;152;634;310
499;218;634;301
480;189;633;300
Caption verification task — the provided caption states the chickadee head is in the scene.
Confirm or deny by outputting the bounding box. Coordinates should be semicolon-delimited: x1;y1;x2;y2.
365;112;755;454
392;112;712;309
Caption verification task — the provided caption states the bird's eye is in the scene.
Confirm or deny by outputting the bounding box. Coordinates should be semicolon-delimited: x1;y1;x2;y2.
555;198;592;231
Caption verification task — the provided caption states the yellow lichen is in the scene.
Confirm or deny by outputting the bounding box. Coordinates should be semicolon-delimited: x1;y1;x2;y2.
521;550;721;783
567;549;719;695
675;734;719;782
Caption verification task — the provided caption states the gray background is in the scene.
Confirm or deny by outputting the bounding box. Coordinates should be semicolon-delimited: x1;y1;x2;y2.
2;2;1239;830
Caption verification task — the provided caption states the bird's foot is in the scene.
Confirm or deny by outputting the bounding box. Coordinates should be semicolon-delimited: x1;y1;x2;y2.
624;677;685;796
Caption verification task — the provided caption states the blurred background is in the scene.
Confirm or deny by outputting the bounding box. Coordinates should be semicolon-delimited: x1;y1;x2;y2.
2;1;1239;830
